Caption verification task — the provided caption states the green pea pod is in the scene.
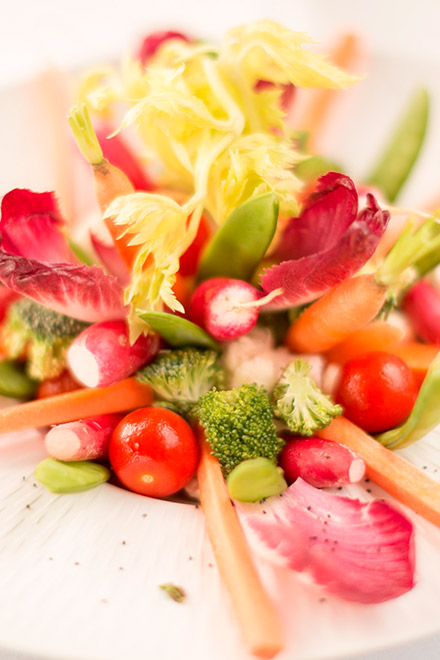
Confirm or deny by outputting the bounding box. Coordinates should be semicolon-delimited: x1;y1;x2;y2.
295;155;343;184
376;351;440;449
0;361;37;399
367;88;429;202
35;458;111;493
197;192;279;282
136;309;220;351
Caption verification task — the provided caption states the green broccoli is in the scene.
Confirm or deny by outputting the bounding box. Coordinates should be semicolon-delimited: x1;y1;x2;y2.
195;383;284;476
137;347;225;415
272;359;342;436
3;299;89;381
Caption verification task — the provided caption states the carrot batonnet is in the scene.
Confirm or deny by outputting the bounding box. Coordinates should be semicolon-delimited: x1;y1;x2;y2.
325;321;405;365
0;378;153;434
387;342;439;386
196;428;284;660
287;274;388;354
317;416;440;528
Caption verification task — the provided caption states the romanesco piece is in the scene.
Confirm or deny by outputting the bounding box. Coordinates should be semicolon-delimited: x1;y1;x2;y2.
137;348;224;415
195;383;284;476
272;359;343;436
3;299;89;381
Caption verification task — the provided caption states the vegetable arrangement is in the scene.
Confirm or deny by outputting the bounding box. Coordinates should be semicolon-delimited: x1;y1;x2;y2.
0;20;439;660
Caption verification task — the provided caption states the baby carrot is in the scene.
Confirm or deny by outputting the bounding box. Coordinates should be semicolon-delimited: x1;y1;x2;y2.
0;378;152;434
325;321;405;365
317;416;440;528
196;428;284;659
68;104;138;268
388;342;439;386
287;216;440;353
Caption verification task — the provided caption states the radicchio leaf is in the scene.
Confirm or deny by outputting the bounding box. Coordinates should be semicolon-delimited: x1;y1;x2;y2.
261;190;390;310
0;189;77;263
239;478;415;604
0;251;126;322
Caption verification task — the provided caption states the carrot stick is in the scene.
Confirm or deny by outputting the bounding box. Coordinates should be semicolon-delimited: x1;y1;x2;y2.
287;274;387;353
325;321;405;365
316;416;440;528
196;429;284;659
293;33;361;153
67;104;137;268
388;342;439;386
0;378;152;434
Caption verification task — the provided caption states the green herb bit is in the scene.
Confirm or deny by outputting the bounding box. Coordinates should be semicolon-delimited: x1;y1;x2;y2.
227;458;287;502
34;458;110;494
159;583;186;603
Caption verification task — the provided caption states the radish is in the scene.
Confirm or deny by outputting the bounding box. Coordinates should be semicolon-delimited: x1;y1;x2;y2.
402;280;440;345
67;320;159;388
279;436;366;488
44;414;123;461
190;278;281;342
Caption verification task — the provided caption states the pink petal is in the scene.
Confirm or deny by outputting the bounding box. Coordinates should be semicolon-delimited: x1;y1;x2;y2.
261;194;389;310
0;189;76;263
239;478;415;604
0;251;126;322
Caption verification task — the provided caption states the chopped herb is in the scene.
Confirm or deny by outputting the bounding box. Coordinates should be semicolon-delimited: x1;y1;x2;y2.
159;583;186;603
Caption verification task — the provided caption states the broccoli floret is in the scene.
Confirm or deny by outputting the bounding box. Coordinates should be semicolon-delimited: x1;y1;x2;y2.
137;347;225;415
3;299;89;381
195;383;284;476
272;359;343;436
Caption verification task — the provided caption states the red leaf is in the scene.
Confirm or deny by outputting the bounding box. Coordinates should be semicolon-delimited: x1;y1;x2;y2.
0;189;76;263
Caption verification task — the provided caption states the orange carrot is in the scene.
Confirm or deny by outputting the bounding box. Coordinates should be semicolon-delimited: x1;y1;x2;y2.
317;416;440;528
325;321;405;365
292;33;361;153
388;342;439;386
287;274;387;353
67;104;137;268
0;378;152;434
196;428;284;659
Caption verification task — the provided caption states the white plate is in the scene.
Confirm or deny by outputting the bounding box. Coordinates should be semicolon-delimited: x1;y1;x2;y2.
1;8;440;660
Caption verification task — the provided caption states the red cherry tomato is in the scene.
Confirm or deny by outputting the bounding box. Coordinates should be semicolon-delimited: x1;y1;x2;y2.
109;407;199;497
336;352;418;433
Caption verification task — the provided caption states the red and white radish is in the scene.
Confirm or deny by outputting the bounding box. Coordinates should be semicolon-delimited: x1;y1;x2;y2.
190;278;279;342
278;436;365;488
45;414;123;461
402;280;440;345
67;320;159;388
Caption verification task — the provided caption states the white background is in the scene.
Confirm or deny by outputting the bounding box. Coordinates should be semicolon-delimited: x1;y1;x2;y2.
1;1;440;659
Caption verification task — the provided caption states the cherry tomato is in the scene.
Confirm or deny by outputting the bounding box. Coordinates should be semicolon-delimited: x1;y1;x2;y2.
336;351;418;433
109;407;198;497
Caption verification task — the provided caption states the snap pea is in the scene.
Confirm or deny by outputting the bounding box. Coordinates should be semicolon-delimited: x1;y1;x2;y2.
367;88;429;202
0;361;37;399
136;309;220;351
34;458;110;494
197;192;279;282
226;457;287;502
295;155;343;184
376;352;440;449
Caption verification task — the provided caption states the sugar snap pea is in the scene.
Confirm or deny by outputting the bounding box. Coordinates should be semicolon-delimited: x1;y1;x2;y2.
197;192;279;282
367;88;429;202
137;309;220;351
35;458;110;494
0;361;37;399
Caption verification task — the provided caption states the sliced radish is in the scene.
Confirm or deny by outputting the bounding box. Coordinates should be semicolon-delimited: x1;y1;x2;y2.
402;280;440;345
45;414;123;461
67;320;159;388
279;436;365;488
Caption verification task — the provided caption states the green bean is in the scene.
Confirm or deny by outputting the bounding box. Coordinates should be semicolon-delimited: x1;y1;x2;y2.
197;192;278;282
136;309;219;351
367;88;429;202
